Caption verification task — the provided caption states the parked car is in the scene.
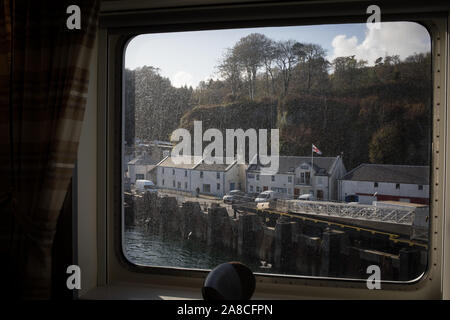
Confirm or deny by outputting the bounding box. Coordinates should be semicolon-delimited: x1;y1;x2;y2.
298;193;316;201
223;190;250;204
135;179;157;193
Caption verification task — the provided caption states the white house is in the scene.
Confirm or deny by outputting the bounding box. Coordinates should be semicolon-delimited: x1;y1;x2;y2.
155;156;199;193
246;155;346;201
127;154;157;184
155;156;246;197
190;160;243;197
339;164;429;205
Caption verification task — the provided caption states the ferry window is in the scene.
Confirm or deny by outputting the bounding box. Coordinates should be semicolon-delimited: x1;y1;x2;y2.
122;22;432;282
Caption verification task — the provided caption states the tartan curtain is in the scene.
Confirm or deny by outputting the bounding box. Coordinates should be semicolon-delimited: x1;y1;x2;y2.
0;0;99;299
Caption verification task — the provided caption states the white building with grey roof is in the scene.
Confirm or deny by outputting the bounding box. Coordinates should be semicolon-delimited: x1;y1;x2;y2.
127;153;158;184
155;156;246;197
246;155;346;201
339;163;429;205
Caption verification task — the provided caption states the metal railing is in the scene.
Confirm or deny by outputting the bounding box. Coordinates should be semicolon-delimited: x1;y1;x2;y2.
275;200;415;225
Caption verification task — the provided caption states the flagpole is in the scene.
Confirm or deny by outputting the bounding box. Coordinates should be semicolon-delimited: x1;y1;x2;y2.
311;144;313;186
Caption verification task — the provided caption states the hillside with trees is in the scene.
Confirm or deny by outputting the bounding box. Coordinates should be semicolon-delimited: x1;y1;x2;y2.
125;33;431;170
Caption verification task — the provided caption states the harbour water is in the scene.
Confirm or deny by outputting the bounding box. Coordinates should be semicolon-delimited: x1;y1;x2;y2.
123;227;277;273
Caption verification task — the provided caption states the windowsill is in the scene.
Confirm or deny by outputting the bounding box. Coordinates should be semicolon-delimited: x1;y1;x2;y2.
79;283;300;300
80;283;202;300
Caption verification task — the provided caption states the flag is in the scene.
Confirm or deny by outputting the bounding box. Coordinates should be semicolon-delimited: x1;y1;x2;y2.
312;144;322;155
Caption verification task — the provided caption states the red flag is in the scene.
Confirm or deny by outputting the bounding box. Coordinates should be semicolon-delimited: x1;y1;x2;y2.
312;144;322;155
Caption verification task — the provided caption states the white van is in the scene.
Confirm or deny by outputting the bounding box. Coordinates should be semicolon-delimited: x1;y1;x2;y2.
298;193;316;201
135;179;157;193
255;190;284;203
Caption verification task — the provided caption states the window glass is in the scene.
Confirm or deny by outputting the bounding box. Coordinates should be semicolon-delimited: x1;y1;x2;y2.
123;22;432;281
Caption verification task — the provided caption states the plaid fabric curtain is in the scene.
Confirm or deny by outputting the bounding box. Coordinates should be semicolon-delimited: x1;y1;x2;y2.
0;0;99;299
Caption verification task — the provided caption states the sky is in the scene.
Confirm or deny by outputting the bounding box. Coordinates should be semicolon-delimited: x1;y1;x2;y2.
124;22;431;89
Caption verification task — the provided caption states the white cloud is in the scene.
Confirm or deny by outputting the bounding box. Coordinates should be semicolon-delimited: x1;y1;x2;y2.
171;71;194;88
329;22;430;65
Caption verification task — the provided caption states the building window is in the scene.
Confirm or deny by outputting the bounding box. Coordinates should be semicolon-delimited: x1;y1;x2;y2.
177;181;181;189
172;169;175;175
162;179;165;186
217;183;220;190
185;170;187;177
374;182;378;188
185;182;188;189
162;168;164;174
203;184;210;193
256;186;260;192
200;171;203;178
272;187;287;193
217;172;220;179
288;176;292;183
418;185;423;190
256;174;260;181
250;185;254;192
396;183;400;189
271;175;275;182
136;174;144;180
300;172;311;185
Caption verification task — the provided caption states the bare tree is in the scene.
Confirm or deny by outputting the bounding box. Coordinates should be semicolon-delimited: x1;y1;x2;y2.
260;38;278;96
274;40;299;95
297;43;327;92
232;33;268;100
217;48;242;98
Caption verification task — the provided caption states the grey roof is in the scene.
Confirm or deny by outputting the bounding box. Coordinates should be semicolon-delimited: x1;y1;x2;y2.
128;156;158;166
157;156;237;172
341;164;429;185
194;160;236;172
247;156;338;175
156;156;200;169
